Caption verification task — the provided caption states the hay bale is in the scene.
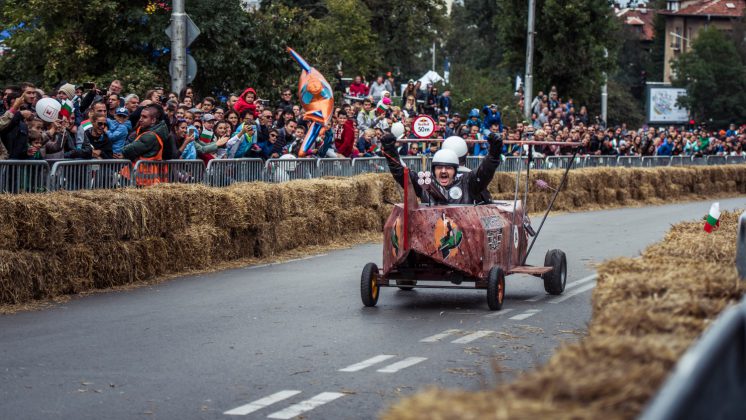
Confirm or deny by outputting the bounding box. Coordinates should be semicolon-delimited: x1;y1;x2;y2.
0;198;18;249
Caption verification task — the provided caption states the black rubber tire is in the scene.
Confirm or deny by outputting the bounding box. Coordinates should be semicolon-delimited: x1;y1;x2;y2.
361;262;380;307
542;249;567;295
486;267;506;311
396;280;417;291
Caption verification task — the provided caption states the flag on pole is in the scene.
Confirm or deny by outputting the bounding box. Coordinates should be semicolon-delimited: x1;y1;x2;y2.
59;99;73;120
80;119;92;132
704;202;720;233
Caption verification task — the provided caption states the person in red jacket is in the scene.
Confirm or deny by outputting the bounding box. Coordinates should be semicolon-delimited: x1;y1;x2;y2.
233;87;258;118
333;113;355;157
348;75;369;98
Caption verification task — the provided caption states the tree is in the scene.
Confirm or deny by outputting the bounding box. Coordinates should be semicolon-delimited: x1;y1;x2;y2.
672;27;746;127
444;0;501;70
0;0;170;90
447;67;522;127
496;0;619;108
305;0;382;77
362;0;448;78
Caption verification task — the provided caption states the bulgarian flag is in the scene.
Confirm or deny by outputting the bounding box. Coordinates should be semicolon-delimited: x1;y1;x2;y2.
80;119;92;131
59;99;73;120
704;202;720;233
376;97;391;114
199;129;214;143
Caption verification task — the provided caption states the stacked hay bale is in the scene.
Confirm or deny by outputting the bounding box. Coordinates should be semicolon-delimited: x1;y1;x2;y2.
0;174;397;305
382;212;744;419
488;166;746;213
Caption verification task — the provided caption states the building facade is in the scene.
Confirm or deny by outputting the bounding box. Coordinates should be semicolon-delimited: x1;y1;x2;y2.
661;0;745;83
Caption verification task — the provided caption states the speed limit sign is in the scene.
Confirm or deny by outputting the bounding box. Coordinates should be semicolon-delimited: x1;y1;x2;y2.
411;115;435;139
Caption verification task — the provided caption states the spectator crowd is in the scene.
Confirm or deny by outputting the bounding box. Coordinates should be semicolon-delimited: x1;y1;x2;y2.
1;77;744;168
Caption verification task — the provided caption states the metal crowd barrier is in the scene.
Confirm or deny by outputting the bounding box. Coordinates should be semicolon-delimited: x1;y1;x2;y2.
641;156;672;167
317;158;353;177
0;160;50;193
4;154;746;192
266;157;318;183
205;158;264;187
131;159;205;187
706;155;727;166
49;160;131;191
585;155;619;168
616;156;642;167
545;156;579;170
352;157;388;175
727;155;746;165
401;156;429;173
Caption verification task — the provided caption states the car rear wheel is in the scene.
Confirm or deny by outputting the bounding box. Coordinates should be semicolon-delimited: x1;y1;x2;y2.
486;267;505;311
542;249;567;295
361;262;380;307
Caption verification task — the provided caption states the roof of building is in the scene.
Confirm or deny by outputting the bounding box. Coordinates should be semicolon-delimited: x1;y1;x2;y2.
617;7;657;41
659;0;746;17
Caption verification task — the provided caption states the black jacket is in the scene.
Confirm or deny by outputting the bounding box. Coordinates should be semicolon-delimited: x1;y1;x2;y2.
85;130;114;159
0;112;29;159
382;135;502;205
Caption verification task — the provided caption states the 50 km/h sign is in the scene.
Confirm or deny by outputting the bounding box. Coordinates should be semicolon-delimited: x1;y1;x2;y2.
412;115;436;139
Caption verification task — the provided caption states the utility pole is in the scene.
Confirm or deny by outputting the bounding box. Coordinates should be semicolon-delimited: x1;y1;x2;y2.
523;0;536;121
601;48;608;127
170;0;187;94
432;41;436;72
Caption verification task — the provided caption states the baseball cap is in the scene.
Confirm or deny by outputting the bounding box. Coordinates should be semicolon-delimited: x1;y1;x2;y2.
115;107;129;117
202;114;216;122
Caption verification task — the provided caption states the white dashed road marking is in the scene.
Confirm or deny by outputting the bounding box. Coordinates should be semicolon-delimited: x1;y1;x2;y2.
267;392;345;419
224;390;301;416
548;282;596;304
376;357;428;373
451;330;494;344
483;308;515;318
420;329;461;343
339;355;396;372
524;274;598;302
509;309;541;321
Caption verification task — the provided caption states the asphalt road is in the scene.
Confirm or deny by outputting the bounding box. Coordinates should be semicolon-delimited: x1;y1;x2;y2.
1;198;744;420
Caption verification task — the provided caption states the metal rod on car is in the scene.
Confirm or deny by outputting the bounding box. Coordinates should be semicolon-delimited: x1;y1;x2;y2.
508;145;523;270
522;149;579;265
522;146;533;248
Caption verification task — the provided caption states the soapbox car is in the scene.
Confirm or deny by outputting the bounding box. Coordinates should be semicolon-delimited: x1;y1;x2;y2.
361;140;580;310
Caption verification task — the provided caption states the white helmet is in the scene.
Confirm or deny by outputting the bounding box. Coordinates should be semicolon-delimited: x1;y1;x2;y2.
35;97;61;122
391;122;405;140
442;136;468;158
431;149;459;171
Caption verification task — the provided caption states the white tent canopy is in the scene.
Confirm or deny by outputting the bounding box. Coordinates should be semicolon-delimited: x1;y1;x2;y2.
417;70;444;89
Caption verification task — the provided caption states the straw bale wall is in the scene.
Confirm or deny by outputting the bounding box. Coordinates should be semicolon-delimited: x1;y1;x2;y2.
381;214;744;419
1;166;745;306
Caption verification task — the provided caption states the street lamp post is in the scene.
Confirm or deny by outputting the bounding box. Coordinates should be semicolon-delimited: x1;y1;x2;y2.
523;0;536;121
170;0;187;94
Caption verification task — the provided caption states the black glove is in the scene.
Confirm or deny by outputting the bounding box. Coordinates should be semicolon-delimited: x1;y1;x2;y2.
487;133;503;158
381;133;399;156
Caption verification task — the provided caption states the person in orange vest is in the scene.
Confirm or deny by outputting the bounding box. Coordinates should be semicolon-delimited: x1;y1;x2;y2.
122;104;168;186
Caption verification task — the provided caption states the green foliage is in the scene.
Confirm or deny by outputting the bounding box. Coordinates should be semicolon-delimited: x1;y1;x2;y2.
496;0;619;108
444;0;501;70
306;0;382;76
447;67;522;126
605;80;645;128
362;0;447;77
672;27;746;127
0;0;168;90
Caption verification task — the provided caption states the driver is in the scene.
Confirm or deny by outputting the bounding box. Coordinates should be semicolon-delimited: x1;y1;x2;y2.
381;132;502;205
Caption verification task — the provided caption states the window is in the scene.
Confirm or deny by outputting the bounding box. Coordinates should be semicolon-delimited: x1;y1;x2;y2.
667;0;680;11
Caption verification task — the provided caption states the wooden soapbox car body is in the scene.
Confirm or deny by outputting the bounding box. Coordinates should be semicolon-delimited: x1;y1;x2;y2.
361;160;571;311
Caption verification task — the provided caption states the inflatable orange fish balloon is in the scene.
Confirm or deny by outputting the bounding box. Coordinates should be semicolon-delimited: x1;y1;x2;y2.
287;47;334;157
